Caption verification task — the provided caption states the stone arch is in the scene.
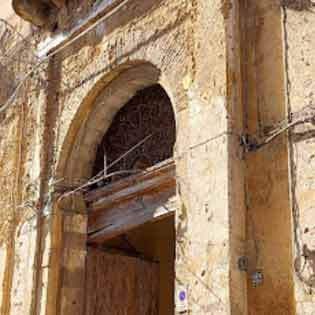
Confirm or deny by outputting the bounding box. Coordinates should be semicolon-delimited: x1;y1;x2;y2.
53;61;177;315
56;62;177;186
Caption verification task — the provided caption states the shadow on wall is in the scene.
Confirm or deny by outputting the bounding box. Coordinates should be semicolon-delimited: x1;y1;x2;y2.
0;63;15;110
294;244;315;290
60;0;164;31
281;0;315;11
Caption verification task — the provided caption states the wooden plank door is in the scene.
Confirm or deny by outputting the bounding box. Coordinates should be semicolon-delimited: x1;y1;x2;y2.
85;248;159;315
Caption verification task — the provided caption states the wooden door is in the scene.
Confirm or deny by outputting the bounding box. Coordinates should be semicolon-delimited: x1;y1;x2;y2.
85;248;159;315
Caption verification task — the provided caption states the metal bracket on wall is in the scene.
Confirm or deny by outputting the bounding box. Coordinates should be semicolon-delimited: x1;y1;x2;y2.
240;134;260;152
251;270;264;287
238;256;249;272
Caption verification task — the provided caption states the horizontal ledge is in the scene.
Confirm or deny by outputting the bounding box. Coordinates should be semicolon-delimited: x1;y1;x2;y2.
84;158;176;210
37;0;127;57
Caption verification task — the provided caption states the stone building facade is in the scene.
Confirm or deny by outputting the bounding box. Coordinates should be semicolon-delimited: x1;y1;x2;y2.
0;0;314;314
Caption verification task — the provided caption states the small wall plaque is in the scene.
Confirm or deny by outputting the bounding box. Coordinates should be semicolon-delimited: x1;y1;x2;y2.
176;285;188;313
251;270;264;287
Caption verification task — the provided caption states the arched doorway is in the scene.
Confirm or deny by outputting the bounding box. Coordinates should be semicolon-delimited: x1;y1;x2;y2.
83;84;176;315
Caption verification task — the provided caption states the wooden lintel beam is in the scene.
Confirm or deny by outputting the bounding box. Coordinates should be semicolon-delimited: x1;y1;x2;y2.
86;159;177;244
87;192;176;244
85;158;176;210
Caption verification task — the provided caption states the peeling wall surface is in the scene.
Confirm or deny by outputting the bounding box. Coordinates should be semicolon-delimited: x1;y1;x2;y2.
0;0;314;314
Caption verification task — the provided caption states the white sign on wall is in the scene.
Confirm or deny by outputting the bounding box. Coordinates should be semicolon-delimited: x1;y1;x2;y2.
176;285;189;313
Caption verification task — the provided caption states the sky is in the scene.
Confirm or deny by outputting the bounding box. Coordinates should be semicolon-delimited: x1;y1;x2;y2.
0;2;14;20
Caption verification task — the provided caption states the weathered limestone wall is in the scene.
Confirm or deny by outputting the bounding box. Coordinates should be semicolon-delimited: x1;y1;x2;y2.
0;6;52;315
0;0;241;314
0;75;47;314
283;3;315;314
48;1;237;314
1;0;313;314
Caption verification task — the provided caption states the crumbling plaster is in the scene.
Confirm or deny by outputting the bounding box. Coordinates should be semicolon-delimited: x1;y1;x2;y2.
49;0;233;314
0;0;314;314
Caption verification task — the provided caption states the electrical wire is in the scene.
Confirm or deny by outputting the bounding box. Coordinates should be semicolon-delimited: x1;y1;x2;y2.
0;0;130;113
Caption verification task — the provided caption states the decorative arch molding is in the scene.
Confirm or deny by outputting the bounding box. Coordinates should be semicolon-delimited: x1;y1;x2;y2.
56;62;177;187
